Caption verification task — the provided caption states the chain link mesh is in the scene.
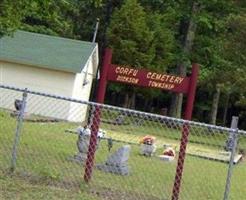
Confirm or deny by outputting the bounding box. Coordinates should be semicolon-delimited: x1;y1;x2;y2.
0;85;245;200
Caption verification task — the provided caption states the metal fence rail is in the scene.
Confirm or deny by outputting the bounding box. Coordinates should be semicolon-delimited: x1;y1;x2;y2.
0;84;245;200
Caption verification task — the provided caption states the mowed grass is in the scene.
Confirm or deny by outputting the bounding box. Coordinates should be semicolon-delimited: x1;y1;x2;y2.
0;172;98;200
0;109;245;200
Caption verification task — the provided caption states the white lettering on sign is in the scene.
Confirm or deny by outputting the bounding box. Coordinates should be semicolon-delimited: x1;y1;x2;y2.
146;72;184;84
116;75;139;84
115;67;138;77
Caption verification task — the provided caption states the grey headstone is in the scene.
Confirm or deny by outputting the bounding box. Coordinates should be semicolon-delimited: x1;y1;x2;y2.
98;163;130;176
106;145;131;166
97;145;131;175
71;152;88;164
140;144;156;157
114;114;125;125
70;127;101;164
77;134;91;154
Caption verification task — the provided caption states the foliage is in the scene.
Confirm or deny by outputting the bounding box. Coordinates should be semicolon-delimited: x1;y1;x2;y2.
66;0;105;41
0;0;245;127
0;0;30;37
107;0;154;67
106;0;178;105
21;0;74;37
106;0;155;106
146;13;176;70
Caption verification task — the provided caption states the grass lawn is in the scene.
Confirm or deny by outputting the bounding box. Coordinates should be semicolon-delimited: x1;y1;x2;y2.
0;109;245;200
0;172;98;200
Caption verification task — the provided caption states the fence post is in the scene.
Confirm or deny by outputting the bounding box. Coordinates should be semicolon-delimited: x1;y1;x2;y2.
223;116;239;200
84;48;112;182
10;89;28;172
171;64;199;200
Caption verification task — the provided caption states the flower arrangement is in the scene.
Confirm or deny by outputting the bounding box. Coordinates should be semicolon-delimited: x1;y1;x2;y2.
139;135;156;145
139;135;156;156
163;147;175;157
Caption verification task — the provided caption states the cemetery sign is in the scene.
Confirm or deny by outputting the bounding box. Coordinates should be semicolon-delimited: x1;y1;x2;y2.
108;65;190;93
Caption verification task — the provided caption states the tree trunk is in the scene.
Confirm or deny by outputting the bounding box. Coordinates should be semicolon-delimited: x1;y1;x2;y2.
123;93;129;108
176;93;183;118
144;97;153;112
209;86;221;125
111;92;116;105
169;94;178;116
116;93;121;106
176;63;187;118
170;2;199;118
144;98;149;111
222;93;230;126
130;92;136;109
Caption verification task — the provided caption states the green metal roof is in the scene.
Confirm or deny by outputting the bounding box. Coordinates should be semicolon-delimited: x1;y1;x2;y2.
0;30;97;73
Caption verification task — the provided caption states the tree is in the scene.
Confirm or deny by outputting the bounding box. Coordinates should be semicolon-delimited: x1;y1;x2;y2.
192;1;245;125
222;12;246;127
146;13;176;70
21;0;74;37
168;0;237;119
106;0;154;108
107;0;154;66
0;0;76;38
0;0;30;37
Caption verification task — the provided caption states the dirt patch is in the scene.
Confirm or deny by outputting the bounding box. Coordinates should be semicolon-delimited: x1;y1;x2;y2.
1;170;81;190
89;186;162;200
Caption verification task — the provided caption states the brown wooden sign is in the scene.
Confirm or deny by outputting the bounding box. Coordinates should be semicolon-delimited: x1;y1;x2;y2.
107;64;190;93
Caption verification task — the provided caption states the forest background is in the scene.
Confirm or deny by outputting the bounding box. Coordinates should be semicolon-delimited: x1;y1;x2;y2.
0;0;245;128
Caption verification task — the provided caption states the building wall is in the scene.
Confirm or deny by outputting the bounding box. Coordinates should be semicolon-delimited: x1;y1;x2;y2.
0;61;75;120
0;61;75;95
68;56;94;123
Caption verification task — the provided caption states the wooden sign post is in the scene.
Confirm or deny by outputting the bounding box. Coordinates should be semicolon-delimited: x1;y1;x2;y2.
84;48;199;200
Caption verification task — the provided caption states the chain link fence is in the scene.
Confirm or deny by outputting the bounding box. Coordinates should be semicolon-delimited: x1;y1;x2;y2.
0;84;245;200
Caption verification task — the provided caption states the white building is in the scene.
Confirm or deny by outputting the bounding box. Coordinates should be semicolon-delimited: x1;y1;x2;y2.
0;30;99;122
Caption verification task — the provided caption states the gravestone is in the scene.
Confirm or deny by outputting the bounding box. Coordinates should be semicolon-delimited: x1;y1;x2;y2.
140;144;156;156
225;136;234;151
114;114;125;125
97;145;131;175
139;136;156;157
71;127;91;164
71;127;105;164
